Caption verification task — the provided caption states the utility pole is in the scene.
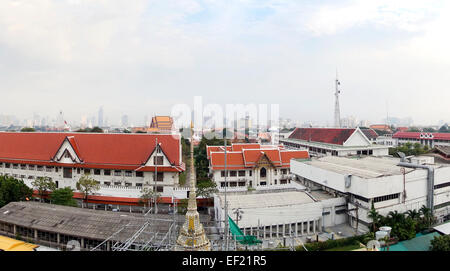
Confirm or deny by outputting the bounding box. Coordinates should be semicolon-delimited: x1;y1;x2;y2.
224;134;229;251
232;208;244;227
154;137;158;214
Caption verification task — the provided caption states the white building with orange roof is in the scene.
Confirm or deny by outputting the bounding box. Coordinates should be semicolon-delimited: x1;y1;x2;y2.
207;143;309;189
0;132;187;209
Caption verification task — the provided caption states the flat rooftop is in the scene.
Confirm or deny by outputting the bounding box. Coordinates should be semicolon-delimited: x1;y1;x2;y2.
300;156;417;178
0;201;210;243
217;190;315;210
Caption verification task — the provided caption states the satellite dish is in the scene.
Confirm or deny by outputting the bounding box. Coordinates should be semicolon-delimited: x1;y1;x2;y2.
366;240;380;251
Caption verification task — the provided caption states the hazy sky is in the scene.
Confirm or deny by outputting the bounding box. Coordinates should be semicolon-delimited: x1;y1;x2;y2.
0;0;449;126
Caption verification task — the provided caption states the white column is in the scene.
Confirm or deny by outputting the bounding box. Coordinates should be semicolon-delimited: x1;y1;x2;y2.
301;221;304;236
313;220;316;233
295;223;298;237
307;221;310;235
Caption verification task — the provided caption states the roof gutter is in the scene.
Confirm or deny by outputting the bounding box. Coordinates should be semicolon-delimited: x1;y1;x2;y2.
397;152;435;215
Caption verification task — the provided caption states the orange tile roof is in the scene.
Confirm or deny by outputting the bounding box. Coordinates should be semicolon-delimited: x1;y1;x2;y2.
209;144;309;170
0;132;183;170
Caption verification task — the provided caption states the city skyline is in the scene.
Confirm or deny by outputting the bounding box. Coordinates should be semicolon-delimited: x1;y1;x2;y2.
1;1;449;126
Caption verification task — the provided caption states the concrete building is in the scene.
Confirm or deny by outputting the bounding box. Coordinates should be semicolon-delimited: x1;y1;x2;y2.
0;132;187;207
207;143;309;189
393;132;450;148
214;189;347;239
280;127;389;157
290;156;450;232
376;134;398;147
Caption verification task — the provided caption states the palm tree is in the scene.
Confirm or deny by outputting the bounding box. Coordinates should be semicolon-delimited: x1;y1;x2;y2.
367;202;380;232
406;209;420;220
419;205;434;228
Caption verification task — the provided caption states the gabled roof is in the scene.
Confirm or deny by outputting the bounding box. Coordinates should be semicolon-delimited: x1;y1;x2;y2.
231;143;261;152
288;128;356;145
360;128;378;140
150;116;174;130
0;133;182;169
209;144;309;170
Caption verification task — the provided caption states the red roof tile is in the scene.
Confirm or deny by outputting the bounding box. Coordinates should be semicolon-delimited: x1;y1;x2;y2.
209;145;309;170
288;128;356;145
0;132;182;169
393;132;450;140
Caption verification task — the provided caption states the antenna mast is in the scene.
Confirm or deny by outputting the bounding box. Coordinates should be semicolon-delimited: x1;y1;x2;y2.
334;70;341;128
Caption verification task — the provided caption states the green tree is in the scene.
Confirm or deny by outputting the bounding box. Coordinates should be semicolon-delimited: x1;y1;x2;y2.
140;187;161;214
31;176;56;202
76;174;100;208
51;187;77;207
419;205;435;229
196;179;218;198
0;175;33;207
367;202;380;233
177;198;189;214
430;234;450;251
20;127;36;132
90;126;103;133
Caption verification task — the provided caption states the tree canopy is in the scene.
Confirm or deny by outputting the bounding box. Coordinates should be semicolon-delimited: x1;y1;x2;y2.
20;127;36;132
31;176;56;202
76;174;100;204
0;175;33;208
431;234;450;251
51;187;77;207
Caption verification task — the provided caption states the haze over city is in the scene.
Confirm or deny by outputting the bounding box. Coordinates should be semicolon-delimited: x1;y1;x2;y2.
1;0;449;126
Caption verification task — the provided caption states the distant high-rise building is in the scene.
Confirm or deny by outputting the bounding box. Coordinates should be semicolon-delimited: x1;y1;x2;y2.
98;106;104;127
121;115;129;128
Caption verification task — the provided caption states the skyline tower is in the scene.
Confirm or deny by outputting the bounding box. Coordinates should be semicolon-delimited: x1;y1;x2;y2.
98;106;104;127
175;122;211;251
334;72;341;128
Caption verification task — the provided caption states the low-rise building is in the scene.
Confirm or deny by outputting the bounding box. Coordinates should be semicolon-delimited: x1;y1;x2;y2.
207;143;309;189
280;127;389;157
290;156;450;232
0;132;186;207
393;132;450;148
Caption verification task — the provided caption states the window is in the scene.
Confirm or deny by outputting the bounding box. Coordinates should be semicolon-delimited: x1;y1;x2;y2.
156;172;164;182
238;171;245;177
63;168;72;178
76;168;81;174
238;181;246;187
136;171;143;177
154;156;163;165
353;194;369;203
28;165;35;170
13;164;18;169
46;166;53;172
84;169;91;175
260;168;267;178
104;169;111;176
435;182;450;190
5;163;10;168
125;171;132;177
221;171;227;177
281;169;287;175
136;183;143;187
55;167;59;173
373;193;399;203
260;181;267;186
20;164;26;170
156;186;164;193
249;170;252;177
230;171;237;177
104;182;111;186
37;165;44;171
230;182;237;187
114;182;121;186
94;169;101;175
125;182;132;187
114;170;122;176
